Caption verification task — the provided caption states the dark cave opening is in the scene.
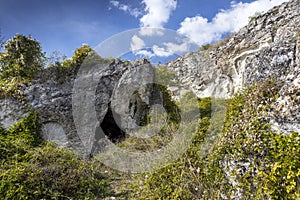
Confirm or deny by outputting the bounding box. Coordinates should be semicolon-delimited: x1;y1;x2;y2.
99;106;126;143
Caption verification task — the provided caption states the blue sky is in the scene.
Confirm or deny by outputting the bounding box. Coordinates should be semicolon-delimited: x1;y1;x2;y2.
0;0;289;62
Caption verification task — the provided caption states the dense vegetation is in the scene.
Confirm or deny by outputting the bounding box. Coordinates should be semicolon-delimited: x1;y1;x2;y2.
0;112;112;199
0;34;299;199
118;80;300;199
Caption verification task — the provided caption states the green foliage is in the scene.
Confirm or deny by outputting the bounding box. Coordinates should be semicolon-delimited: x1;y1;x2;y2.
120;95;228;199
0;34;45;99
62;44;93;68
46;50;67;68
0;111;42;163
217;80;299;199
0;143;112;200
44;44;110;85
0;78;25;99
117;79;299;199
155;66;177;87
0;34;45;80
0;112;112;199
256;132;300;199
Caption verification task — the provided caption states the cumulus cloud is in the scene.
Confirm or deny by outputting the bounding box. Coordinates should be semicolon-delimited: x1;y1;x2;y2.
152;41;190;57
130;35;146;52
135;49;155;58
109;0;142;18
152;45;173;57
138;28;164;36
178;0;290;46
140;0;177;28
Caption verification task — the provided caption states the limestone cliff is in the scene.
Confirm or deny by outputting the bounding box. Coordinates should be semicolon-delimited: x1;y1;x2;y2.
166;0;300;134
0;0;299;152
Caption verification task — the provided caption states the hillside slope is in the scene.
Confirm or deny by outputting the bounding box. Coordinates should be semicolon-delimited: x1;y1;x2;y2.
0;0;299;199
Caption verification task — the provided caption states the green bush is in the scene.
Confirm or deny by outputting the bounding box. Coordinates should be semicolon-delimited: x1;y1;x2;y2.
0;112;112;199
199;44;211;51
119;79;299;199
62;44;93;69
0;34;45;80
215;80;300;199
0;143;112;200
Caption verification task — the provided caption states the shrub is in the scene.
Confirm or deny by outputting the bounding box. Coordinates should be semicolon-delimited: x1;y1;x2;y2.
0;112;112;199
119;79;299;199
62;44;93;69
0;34;45;80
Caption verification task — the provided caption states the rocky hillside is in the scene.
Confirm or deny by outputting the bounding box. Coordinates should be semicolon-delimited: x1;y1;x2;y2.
166;0;299;134
167;0;299;98
0;0;298;151
0;0;299;199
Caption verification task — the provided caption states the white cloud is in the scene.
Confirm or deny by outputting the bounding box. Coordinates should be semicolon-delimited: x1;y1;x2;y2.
130;35;146;52
130;31;191;58
152;40;190;57
110;0;119;7
138;28;164;36
109;0;142;18
136;49;155;58
164;41;190;54
152;45;173;57
178;0;290;46
119;4;129;12
140;0;177;28
110;0;177;28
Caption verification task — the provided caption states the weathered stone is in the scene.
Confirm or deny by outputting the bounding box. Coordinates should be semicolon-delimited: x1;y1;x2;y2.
0;2;298;191
111;62;162;133
162;1;299;198
0;97;29;129
166;0;299;100
42;122;69;147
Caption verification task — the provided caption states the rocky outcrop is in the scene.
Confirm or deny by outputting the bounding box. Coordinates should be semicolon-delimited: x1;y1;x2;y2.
0;97;29;129
166;0;300;134
167;0;299;96
0;0;298;158
0;58;164;154
163;1;299;198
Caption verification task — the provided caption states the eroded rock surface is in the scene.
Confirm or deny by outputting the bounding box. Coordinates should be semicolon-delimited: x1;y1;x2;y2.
0;58;161;154
0;97;29;129
166;0;300;135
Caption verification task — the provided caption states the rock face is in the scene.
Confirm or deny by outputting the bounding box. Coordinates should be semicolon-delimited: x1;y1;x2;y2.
161;1;299;199
0;97;29;129
0;0;299;156
166;0;300;134
0;58;163;154
167;0;299;96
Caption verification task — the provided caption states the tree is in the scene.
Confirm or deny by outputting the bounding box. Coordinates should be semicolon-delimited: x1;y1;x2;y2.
46;50;67;68
0;34;45;80
62;44;93;68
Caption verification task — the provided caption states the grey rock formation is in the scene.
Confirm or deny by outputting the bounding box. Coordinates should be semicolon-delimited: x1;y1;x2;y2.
167;0;299;96
0;57;165;155
166;0;300;135
111;61;163;134
0;97;29;129
0;0;298;178
162;1;299;199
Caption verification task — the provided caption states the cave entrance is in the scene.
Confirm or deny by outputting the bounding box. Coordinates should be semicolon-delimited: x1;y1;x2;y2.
99;105;126;143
